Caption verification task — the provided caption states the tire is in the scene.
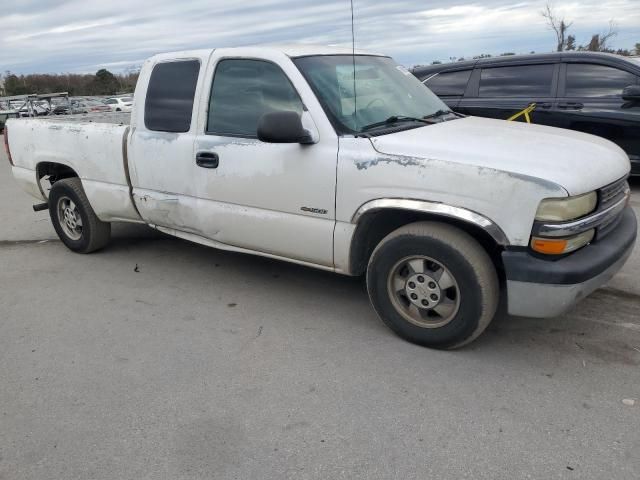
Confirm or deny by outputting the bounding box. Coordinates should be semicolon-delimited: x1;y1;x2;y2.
49;178;111;253
366;221;499;349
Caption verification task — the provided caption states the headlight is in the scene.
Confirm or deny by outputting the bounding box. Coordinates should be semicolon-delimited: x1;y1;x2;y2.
535;192;597;221
531;229;595;255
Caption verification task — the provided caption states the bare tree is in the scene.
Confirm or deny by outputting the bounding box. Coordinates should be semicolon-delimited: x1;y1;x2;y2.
581;21;618;51
541;3;573;52
598;20;618;51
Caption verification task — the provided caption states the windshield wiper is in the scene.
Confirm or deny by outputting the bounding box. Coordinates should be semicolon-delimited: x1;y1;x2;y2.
360;115;434;132
422;109;456;120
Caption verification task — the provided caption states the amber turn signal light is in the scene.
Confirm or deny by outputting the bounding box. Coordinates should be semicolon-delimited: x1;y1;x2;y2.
531;237;568;254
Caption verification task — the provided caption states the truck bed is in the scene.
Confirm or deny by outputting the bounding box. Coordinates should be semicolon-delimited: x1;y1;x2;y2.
6;113;140;223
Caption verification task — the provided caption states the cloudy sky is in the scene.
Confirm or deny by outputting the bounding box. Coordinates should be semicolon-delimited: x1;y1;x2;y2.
1;0;639;74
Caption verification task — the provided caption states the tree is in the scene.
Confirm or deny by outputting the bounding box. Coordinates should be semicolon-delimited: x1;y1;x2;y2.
92;69;119;95
4;73;28;96
541;3;572;52
585;20;618;52
579;21;618;52
565;35;576;51
635;43;640;55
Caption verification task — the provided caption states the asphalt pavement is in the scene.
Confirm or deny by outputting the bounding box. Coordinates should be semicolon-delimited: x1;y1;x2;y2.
1;148;639;480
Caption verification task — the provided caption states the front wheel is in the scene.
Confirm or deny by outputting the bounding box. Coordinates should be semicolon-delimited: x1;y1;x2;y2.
366;221;499;349
49;178;111;253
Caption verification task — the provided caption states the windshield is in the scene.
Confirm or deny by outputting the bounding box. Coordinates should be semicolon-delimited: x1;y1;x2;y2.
294;55;451;135
121;97;133;102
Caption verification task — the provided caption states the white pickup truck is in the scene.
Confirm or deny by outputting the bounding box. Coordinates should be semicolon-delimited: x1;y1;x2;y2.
4;46;636;348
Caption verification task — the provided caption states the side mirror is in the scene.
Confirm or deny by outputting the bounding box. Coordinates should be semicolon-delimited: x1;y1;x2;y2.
622;85;640;102
257;111;314;144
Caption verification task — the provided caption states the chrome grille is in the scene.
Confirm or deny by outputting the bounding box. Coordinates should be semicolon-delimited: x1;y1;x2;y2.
599;177;628;208
596;177;629;239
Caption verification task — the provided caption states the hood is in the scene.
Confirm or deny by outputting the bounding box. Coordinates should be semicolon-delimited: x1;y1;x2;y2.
369;116;630;195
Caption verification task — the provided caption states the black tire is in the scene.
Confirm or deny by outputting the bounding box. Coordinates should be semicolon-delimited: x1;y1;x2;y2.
49;178;111;253
366;221;499;349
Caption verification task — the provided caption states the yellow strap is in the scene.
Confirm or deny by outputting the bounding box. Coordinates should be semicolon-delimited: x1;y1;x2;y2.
507;103;537;123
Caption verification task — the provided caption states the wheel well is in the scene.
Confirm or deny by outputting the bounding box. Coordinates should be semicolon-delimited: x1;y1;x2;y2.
348;209;505;277
36;162;78;183
36;162;79;198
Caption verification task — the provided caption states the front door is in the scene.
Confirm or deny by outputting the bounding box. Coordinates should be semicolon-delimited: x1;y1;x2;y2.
190;56;338;266
553;62;640;164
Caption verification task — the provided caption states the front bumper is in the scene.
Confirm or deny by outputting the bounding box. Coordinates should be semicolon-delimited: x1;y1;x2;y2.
503;206;637;317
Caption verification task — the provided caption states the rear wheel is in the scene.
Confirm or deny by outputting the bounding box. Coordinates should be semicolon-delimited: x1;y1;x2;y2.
366;221;499;349
49;178;111;253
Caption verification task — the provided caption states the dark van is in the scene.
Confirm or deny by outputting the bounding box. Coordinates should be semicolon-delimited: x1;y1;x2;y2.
412;52;640;175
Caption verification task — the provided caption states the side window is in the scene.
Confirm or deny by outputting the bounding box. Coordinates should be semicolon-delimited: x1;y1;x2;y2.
145;60;200;133
425;70;472;96
479;64;554;97
207;59;303;137
565;64;638;98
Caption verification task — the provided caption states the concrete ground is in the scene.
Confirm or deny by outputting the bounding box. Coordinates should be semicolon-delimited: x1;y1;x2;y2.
1;148;639;480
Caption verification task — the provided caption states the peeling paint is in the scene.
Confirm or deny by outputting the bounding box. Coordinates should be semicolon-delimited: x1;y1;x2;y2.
354;154;426;170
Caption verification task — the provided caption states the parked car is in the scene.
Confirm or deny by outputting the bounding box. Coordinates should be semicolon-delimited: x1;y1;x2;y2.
412;52;640;175
11;100;50;117
104;97;133;112
4;46;636;348
83;99;113;113
69;99;112;114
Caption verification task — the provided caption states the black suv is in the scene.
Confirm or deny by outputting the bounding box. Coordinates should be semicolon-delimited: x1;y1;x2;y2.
412;52;640;175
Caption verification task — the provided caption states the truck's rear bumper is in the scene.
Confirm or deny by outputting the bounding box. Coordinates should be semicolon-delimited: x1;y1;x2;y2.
502;207;637;318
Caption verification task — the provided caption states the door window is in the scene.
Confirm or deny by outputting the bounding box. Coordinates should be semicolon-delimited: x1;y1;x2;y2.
565;64;638;97
145;60;200;132
207;59;303;137
479;64;554;97
425;70;472;96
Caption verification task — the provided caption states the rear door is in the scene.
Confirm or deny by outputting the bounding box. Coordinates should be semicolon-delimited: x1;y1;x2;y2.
422;69;473;110
128;55;208;234
554;62;640;163
457;62;559;126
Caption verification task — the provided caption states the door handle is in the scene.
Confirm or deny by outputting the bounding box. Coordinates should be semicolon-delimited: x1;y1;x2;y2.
196;151;219;168
538;102;552;109
557;102;583;110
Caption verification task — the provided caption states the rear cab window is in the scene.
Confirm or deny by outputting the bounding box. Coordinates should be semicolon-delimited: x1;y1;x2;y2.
564;63;639;97
479;64;555;97
425;70;472;97
145;60;200;132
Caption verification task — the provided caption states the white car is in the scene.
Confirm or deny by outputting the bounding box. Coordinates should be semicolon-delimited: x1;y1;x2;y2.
104;97;133;112
4;46;636;348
